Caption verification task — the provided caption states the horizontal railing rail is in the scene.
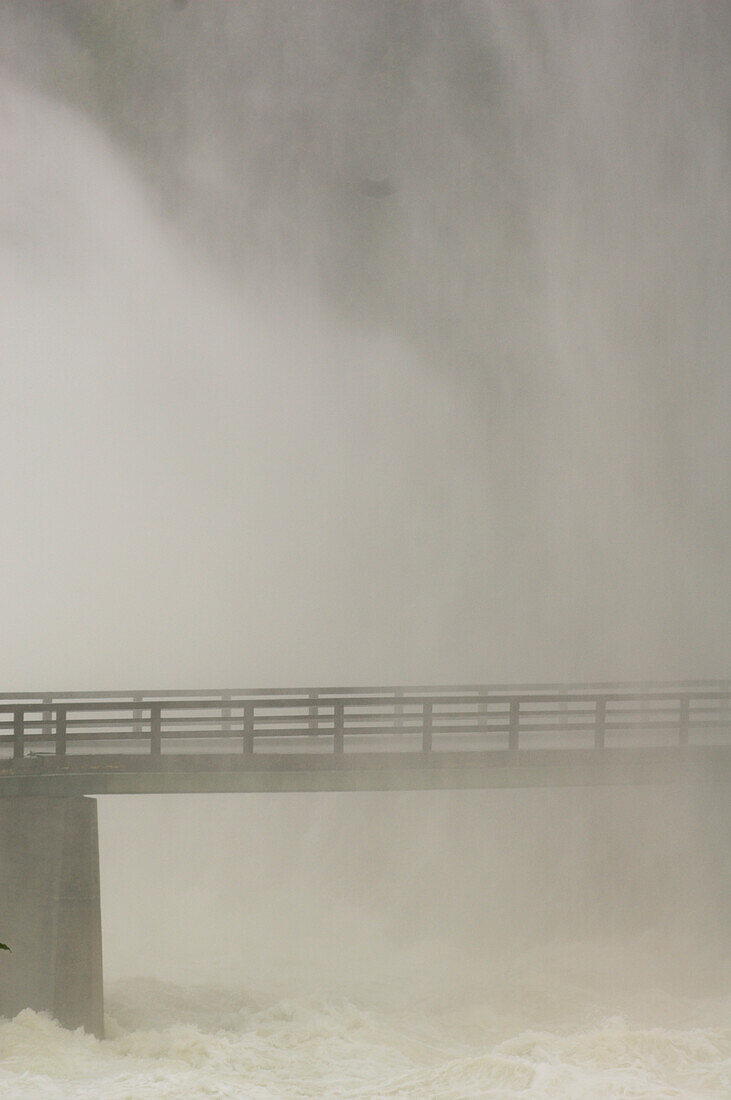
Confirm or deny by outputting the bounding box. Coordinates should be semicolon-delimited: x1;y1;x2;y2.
0;679;727;703
0;684;728;764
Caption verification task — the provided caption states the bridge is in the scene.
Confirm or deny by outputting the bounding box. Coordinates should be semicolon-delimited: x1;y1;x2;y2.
2;680;730;795
1;680;729;1039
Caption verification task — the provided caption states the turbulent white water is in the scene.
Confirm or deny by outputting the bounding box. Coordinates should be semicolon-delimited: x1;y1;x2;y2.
1;941;729;1099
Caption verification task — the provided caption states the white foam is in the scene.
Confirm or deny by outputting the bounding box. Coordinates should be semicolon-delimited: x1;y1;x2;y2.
2;950;729;1099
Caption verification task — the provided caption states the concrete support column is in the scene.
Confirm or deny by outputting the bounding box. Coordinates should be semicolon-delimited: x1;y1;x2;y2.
0;797;103;1036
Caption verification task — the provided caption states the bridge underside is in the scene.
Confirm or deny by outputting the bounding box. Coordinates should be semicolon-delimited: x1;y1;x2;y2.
1;746;729;797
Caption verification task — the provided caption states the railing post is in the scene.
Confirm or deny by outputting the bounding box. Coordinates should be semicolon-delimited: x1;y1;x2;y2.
422;701;432;753
334;701;344;754
222;692;231;734
594;696;606;751
150;704;162;756
243;702;254;754
678;694;690;747
133;693;143;735
308;691;318;735
43;695;52;740
509;698;519;754
55;707;67;757
13;708;24;760
395;688;404;730
478;689;489;731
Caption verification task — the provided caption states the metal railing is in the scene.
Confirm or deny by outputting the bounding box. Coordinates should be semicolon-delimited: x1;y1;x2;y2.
0;682;728;763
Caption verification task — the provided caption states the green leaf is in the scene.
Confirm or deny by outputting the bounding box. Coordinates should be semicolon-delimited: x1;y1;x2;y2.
0;943;10;952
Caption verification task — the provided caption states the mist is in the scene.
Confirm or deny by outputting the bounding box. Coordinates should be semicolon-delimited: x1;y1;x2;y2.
0;3;729;1097
99;786;730;1009
1;1;729;688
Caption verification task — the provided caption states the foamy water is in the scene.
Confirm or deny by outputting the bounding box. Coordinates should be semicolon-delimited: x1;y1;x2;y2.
2;943;729;1099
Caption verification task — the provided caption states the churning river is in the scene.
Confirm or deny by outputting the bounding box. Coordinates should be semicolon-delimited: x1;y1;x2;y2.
1;941;729;1098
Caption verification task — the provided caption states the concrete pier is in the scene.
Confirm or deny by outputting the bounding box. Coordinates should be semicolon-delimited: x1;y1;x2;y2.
0;797;103;1036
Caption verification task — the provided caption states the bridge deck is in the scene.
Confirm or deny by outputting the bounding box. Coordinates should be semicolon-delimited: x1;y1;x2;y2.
0;682;729;794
